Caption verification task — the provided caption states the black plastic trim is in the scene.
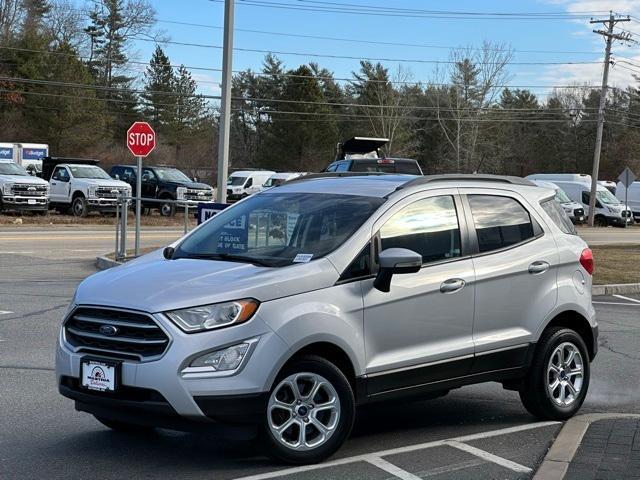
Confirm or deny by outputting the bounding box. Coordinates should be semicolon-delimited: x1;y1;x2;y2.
194;393;269;425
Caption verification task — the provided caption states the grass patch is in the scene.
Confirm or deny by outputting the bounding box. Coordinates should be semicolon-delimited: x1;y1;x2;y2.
592;245;640;285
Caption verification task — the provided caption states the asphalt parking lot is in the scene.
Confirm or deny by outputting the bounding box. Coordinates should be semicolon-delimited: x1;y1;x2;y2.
2;246;640;479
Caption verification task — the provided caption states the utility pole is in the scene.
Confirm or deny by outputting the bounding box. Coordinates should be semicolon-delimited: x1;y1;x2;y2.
216;0;234;203
587;12;630;226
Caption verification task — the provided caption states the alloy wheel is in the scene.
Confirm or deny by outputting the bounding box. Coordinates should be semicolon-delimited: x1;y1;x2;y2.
547;342;584;407
267;372;341;451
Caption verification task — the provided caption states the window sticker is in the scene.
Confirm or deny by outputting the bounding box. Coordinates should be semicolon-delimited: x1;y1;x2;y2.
293;253;313;263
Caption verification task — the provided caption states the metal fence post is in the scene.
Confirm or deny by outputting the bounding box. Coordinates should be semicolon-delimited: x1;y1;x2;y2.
184;203;189;234
115;197;120;260
120;198;128;259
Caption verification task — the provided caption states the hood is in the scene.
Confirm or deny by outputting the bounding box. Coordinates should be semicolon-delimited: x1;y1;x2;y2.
560;201;583;210
75;250;340;313
163;180;212;190
78;178;130;188
0;174;48;185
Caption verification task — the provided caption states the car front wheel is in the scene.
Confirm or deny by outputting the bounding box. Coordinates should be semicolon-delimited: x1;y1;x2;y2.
261;355;355;465
72;197;88;217
519;327;590;420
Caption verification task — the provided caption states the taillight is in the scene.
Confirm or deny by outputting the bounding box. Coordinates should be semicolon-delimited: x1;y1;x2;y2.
580;248;594;275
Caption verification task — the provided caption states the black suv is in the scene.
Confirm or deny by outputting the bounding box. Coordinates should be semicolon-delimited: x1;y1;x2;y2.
110;165;214;216
324;137;423;175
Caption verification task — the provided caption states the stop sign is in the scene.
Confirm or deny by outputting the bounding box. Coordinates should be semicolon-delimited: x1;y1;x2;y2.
127;121;156;157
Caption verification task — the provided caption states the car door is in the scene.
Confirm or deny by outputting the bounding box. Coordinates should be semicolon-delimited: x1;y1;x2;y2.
461;189;559;368
362;190;476;395
49;166;70;203
141;168;157;199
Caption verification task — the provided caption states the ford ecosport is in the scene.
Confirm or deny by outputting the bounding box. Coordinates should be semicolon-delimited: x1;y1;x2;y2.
57;173;597;464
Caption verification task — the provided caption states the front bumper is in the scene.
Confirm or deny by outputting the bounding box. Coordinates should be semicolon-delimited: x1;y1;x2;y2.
56;307;287;427
1;196;48;210
609;216;634;226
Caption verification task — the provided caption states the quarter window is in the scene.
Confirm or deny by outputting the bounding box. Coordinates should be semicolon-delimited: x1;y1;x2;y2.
468;195;537;253
379;196;462;264
541;199;576;235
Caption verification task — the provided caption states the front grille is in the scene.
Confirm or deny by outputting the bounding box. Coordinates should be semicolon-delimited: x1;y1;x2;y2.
622;210;632;218
573;208;584;217
227;189;233;196
183;188;212;201
12;184;48;196
95;187;127;199
64;307;170;361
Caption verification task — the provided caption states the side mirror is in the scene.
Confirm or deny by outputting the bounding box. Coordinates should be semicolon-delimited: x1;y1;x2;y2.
373;248;422;293
163;246;175;260
114;174;120;180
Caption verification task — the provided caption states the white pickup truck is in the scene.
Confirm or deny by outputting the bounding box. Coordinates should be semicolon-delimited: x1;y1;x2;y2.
44;158;131;217
0;162;49;214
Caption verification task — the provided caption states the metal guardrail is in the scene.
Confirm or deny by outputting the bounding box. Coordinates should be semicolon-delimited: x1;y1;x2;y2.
113;195;198;261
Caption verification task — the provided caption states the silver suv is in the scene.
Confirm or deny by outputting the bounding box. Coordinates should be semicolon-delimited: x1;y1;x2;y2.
56;174;597;464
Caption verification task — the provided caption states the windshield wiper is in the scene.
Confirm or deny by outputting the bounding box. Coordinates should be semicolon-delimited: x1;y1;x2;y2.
180;252;273;267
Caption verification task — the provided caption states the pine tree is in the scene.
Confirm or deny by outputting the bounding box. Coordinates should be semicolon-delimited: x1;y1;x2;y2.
142;45;175;134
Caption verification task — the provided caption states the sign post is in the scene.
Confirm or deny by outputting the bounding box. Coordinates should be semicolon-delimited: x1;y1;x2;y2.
618;167;637;228
126;122;156;256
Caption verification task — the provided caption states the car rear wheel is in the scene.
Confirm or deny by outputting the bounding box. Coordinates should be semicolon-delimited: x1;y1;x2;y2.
261;355;355;465
519;327;590;420
594;215;608;227
72;196;88;217
94;415;154;433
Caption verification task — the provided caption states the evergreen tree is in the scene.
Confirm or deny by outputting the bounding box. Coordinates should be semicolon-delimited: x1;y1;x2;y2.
142;45;175;134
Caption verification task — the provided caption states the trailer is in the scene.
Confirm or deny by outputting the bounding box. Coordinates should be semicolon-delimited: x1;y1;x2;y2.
0;143;49;175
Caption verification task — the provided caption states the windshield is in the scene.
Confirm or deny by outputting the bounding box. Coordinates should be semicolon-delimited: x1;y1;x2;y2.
174;192;384;267
68;165;111;179
263;177;288;188
554;188;572;204
227;176;247;186
0;163;28;176
597;189;620;205
153;168;191;182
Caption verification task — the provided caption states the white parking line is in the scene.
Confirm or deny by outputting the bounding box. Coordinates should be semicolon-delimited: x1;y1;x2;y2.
593;301;640;306
364;455;422;480
232;421;559;480
445;441;532;473
613;294;640;304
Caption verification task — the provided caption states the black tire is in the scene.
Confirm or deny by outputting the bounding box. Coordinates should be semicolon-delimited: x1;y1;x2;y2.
72;196;89;218
260;355;355;465
519;327;590;420
159;200;175;217
594;215;608;227
94;415;154;433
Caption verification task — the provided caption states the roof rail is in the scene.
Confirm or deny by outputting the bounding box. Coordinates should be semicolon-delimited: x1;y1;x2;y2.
280;171;391;185
399;174;535;190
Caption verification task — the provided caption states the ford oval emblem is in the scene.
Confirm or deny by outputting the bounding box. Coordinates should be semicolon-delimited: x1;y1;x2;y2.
99;325;118;336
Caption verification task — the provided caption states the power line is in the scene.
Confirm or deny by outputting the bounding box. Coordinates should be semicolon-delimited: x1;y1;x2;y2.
149;22;600;56
206;0;605;20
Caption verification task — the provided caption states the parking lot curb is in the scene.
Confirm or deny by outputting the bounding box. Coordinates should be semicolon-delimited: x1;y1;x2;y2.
95;256;121;270
533;413;640;480
592;283;640;295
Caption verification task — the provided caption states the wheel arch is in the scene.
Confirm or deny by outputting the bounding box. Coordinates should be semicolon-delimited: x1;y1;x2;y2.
541;310;596;360
72;190;85;200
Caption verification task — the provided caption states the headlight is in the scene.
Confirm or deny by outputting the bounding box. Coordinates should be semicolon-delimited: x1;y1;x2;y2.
87;186;98;197
165;299;259;332
189;342;251;371
176;186;186;200
3;183;14;195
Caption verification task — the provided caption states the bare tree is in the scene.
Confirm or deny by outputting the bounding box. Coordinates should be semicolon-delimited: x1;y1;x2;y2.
0;0;23;43
433;41;514;172
46;0;87;49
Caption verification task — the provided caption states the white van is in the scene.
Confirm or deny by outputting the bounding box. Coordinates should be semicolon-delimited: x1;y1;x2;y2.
615;181;640;222
530;180;586;224
260;172;307;191
527;174;632;227
598;180;617;194
226;170;275;200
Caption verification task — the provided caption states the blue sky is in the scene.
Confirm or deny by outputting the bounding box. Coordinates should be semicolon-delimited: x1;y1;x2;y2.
132;0;640;99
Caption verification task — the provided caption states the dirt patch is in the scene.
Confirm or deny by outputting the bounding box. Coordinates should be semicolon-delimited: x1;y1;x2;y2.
0;210;197;228
592;245;640;285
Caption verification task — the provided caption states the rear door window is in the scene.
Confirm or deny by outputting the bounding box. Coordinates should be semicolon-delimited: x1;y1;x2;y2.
468;195;539;253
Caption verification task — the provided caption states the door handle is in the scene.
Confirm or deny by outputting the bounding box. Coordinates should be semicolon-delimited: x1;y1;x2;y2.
440;278;465;294
528;261;550;274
